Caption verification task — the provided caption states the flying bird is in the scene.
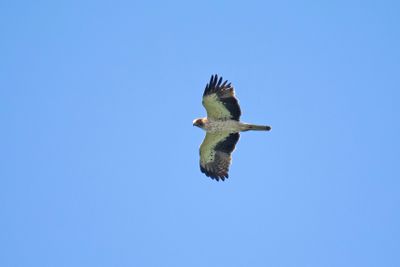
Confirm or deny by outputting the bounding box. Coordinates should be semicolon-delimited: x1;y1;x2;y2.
193;74;271;181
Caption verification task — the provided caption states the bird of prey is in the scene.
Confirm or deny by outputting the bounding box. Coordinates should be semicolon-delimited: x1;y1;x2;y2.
193;74;271;181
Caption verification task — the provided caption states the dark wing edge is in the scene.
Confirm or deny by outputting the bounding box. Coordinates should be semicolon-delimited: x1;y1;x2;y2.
200;133;240;181
203;74;241;121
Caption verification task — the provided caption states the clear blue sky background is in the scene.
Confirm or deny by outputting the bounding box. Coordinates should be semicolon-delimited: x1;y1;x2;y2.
1;1;399;266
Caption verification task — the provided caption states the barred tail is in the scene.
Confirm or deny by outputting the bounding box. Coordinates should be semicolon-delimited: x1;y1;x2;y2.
242;123;271;131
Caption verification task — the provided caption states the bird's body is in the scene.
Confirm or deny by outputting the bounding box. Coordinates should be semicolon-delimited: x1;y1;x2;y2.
195;118;270;133
196;118;241;133
193;75;271;181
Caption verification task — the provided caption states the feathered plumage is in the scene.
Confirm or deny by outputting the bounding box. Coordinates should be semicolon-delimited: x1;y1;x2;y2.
193;74;271;181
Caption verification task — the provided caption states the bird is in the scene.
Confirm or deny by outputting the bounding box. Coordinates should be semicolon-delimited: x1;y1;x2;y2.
193;74;271;181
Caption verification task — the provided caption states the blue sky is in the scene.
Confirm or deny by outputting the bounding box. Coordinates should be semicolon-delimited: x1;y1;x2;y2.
1;1;399;266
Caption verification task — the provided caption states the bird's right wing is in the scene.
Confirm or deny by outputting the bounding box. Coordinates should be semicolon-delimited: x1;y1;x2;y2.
199;132;240;181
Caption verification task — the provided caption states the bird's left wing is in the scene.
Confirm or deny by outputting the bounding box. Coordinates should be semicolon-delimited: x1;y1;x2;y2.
202;75;241;121
199;132;240;181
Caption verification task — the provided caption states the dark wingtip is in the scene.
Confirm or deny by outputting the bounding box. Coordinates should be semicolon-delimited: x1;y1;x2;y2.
266;126;272;131
201;165;229;182
217;76;223;87
214;174;228;182
211;74;217;86
203;74;233;97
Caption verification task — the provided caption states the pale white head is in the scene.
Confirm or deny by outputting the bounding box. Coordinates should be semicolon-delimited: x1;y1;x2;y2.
192;118;206;130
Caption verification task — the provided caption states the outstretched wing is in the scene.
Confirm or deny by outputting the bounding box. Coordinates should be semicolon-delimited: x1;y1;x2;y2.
202;74;241;121
199;132;240;181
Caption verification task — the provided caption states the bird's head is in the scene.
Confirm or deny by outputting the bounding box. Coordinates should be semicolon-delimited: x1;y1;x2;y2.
193;118;206;129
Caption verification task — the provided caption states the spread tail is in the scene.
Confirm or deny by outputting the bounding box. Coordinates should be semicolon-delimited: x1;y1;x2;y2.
242;123;271;131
